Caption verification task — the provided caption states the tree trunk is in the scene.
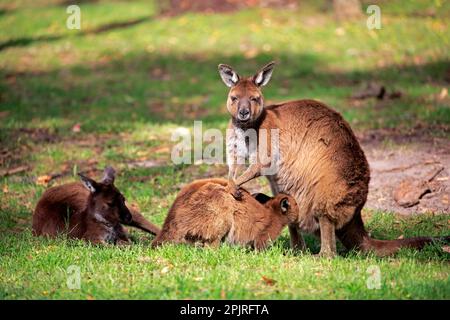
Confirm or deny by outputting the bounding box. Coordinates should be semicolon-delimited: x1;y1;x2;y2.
332;0;362;20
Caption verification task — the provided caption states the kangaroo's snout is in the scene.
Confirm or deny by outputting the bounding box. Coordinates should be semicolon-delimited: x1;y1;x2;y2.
238;107;250;121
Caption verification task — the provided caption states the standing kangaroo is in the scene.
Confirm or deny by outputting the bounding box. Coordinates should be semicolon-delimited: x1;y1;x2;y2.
218;61;448;257
33;166;160;244
152;178;298;250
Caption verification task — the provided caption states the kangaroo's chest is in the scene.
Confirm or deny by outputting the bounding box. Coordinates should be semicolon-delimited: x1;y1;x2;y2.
226;127;257;163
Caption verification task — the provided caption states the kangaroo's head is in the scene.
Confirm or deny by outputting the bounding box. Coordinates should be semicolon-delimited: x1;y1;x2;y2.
253;192;298;224
218;61;275;127
78;166;132;225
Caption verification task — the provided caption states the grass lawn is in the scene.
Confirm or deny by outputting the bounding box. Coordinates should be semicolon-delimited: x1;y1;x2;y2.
0;0;449;299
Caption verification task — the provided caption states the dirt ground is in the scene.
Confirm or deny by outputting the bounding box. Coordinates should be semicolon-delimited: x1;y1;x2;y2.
358;129;449;215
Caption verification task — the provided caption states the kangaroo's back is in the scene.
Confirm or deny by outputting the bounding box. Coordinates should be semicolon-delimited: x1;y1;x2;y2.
152;179;234;246
261;100;370;230
32;182;89;237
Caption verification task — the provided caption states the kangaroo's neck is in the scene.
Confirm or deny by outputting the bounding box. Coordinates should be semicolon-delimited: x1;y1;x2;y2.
263;215;286;240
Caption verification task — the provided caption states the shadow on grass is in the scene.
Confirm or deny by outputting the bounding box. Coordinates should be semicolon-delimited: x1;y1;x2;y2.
1;51;449;129
0;8;15;17
0;16;152;52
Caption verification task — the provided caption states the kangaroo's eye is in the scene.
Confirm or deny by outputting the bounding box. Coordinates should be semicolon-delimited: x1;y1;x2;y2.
230;96;238;102
250;96;260;103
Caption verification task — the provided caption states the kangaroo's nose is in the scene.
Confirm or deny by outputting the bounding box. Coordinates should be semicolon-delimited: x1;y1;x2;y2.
238;108;250;120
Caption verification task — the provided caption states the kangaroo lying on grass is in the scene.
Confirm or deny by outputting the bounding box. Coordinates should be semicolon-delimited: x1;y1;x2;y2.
218;61;449;257
33;167;160;244
152;178;298;249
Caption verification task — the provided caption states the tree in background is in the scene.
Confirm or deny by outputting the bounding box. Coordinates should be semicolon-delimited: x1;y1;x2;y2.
332;0;362;20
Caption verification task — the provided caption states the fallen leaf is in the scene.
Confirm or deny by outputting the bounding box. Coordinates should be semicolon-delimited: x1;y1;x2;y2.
87;295;95;300
153;146;170;154
87;159;98;165
438;88;448;100
220;289;226;299
261;276;276;286
397;235;404;239
442;246;450;253
72;123;81;133
2;185;8;193
335;27;345;36
161;266;171;274
36;175;52;186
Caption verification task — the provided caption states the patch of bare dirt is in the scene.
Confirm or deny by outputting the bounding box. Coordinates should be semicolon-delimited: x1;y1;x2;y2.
158;0;298;16
359;129;450;215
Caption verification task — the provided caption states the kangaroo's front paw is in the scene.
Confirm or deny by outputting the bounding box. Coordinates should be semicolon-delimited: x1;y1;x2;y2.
315;250;336;259
117;239;132;246
226;180;242;199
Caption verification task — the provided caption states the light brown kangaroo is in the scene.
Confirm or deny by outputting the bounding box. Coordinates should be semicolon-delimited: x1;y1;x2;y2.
152;178;298;250
32;166;160;244
218;62;449;257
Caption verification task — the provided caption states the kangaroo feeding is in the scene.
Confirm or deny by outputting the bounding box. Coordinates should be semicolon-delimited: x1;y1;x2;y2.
152;178;298;249
218;61;449;257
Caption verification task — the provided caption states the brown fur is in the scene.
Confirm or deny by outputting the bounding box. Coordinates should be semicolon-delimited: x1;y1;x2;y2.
152;178;298;250
32;167;160;244
219;62;448;257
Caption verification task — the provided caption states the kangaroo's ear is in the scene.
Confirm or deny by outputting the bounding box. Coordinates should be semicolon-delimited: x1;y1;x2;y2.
101;166;115;185
78;174;99;193
280;197;290;214
252;192;272;204
218;64;240;87
253;61;275;87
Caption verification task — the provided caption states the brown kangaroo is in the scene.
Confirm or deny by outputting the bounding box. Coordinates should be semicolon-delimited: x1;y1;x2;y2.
32;166;160;244
218;61;449;257
152;178;298;250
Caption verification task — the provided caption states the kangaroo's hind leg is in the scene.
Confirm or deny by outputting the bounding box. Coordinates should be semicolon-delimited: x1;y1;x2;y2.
317;216;337;258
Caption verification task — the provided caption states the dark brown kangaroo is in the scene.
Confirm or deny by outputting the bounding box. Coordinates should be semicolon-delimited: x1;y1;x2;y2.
218;62;449;257
152;178;298;250
32;167;160;244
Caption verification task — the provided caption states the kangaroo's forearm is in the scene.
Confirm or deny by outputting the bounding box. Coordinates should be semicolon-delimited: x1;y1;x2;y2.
234;163;262;186
127;209;161;236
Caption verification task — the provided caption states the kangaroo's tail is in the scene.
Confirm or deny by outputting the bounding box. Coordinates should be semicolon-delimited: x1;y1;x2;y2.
336;207;449;257
125;209;161;236
362;236;449;257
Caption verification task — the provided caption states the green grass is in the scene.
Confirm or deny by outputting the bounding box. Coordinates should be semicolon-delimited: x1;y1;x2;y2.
0;0;449;299
0;213;449;299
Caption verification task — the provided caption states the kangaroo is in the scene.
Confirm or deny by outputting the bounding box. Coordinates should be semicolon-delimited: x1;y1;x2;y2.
32;166;160;244
218;61;449;257
152;178;298;250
